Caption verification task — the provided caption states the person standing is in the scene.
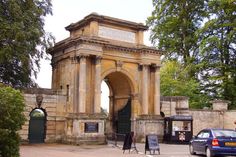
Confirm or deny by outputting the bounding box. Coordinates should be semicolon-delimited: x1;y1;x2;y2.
234;120;236;131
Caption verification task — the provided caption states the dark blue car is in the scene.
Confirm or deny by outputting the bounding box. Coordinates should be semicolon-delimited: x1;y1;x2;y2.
189;128;236;157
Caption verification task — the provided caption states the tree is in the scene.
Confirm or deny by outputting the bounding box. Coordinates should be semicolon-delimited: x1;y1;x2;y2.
199;0;236;108
0;84;26;157
0;0;53;88
147;0;208;108
147;0;236;109
147;0;206;74
160;60;210;108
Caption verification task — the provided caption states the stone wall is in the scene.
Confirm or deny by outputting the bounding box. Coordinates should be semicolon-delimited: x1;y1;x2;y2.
19;88;67;143
19;89;236;143
189;109;236;135
189;110;221;135
134;96;189;142
161;96;189;117
224;111;236;130
161;96;236;136
135;116;164;142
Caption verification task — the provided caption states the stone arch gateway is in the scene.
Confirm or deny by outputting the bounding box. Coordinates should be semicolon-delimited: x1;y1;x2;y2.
103;71;133;135
49;13;163;144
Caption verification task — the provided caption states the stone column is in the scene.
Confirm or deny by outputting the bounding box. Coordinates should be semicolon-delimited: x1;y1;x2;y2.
142;64;149;114
154;65;161;115
73;57;79;113
94;56;102;113
109;96;114;119
108;95;114;133
78;55;87;113
51;62;57;89
131;93;139;133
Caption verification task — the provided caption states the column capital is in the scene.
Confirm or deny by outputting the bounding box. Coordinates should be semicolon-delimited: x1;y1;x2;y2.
78;55;89;63
78;54;90;59
108;95;114;99
151;64;161;69
150;64;161;72
95;55;102;59
138;63;151;71
71;56;79;64
51;61;58;69
95;55;102;64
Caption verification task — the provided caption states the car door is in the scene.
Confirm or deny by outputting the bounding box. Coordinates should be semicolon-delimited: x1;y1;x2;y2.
198;131;210;154
192;131;204;152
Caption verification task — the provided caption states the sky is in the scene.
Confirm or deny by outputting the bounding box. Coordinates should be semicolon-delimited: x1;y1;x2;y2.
36;0;154;88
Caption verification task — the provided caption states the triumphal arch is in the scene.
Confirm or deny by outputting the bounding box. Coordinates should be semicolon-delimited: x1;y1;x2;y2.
49;13;163;144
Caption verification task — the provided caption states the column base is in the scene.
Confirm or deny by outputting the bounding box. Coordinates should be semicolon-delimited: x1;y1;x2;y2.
63;113;107;145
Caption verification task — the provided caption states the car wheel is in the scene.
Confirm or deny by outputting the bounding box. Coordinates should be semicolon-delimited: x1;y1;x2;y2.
206;147;213;157
189;144;196;155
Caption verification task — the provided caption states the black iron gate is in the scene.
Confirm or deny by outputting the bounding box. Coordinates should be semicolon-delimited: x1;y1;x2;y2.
117;99;131;134
28;108;46;143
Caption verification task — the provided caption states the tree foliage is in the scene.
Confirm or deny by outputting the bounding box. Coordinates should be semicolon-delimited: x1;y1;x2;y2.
199;0;236;109
160;60;210;108
148;0;236;108
0;0;53;88
0;84;26;157
147;0;206;67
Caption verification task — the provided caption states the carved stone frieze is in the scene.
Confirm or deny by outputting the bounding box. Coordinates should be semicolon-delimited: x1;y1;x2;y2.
76;44;103;57
116;60;123;71
36;94;43;108
116;60;123;68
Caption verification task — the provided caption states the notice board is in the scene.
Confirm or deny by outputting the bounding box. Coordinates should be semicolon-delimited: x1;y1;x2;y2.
145;134;160;154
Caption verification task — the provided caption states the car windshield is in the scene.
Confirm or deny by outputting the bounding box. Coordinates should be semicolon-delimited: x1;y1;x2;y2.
213;130;236;138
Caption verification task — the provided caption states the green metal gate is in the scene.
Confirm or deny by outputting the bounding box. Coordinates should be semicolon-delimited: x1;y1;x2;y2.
28;108;46;143
117;99;131;134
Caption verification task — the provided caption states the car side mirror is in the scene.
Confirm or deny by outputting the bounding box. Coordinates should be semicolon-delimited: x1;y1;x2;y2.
192;135;197;139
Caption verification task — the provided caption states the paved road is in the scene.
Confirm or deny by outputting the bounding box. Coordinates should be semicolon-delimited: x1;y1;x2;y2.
20;142;197;157
20;142;232;157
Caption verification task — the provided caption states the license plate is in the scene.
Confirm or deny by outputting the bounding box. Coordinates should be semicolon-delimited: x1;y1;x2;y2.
225;142;236;147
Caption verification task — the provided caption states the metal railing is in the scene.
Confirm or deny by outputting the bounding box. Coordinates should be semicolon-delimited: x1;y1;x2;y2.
106;132;138;153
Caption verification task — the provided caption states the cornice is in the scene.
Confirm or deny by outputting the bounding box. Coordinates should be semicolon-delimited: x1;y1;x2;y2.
48;36;163;56
65;13;148;32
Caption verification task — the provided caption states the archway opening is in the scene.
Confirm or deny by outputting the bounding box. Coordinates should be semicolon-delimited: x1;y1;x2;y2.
28;108;46;143
101;71;133;136
101;80;109;115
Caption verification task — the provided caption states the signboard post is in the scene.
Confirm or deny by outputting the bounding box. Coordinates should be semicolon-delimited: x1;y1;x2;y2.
145;134;160;155
122;132;138;153
122;133;132;153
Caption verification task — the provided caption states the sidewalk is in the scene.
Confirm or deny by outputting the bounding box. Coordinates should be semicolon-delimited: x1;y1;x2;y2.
20;142;192;157
113;141;191;157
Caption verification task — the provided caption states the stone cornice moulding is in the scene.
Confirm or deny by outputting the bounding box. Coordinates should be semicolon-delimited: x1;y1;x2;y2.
75;44;103;57
49;36;164;56
65;13;148;32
